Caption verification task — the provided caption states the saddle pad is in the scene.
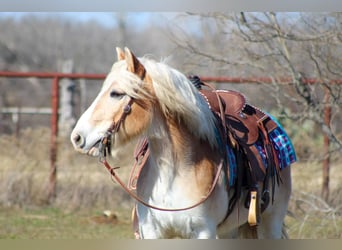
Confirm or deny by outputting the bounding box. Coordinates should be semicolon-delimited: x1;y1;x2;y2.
268;119;297;169
226;145;237;187
226;115;296;187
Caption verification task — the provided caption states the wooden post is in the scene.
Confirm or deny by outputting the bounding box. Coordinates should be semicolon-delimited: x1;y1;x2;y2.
321;88;331;202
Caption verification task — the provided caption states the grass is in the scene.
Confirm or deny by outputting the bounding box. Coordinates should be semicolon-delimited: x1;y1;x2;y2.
0;127;341;239
286;193;342;239
0;206;133;239
285;159;342;239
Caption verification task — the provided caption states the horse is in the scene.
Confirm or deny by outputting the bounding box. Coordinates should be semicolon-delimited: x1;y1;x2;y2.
70;47;293;239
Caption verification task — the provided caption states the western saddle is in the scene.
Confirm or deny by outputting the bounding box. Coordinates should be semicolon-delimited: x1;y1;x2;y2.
189;75;281;227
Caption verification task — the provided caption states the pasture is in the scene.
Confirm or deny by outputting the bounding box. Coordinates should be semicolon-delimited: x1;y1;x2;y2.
0;127;341;239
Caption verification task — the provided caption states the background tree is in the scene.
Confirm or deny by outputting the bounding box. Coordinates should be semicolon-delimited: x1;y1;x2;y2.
0;14;177;131
169;12;342;202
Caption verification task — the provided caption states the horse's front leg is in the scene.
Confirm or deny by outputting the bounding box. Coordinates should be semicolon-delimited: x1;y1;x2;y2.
137;215;217;239
135;207;164;239
136;204;219;239
191;221;217;239
139;224;217;239
138;224;161;239
192;229;217;239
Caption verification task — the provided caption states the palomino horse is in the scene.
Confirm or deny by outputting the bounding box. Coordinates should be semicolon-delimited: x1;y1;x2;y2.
70;47;294;239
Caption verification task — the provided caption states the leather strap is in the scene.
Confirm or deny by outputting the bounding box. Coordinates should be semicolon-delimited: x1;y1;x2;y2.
128;138;150;190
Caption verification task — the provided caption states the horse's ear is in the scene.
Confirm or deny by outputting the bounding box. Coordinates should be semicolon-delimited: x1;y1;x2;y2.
116;47;125;61
124;47;146;79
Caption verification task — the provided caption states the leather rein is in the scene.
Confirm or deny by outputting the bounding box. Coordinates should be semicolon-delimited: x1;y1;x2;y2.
98;96;225;212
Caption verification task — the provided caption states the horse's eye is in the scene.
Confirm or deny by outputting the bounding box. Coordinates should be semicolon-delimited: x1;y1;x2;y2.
110;90;124;99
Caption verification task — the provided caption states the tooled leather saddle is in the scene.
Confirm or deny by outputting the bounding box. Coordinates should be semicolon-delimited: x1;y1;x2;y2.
189;75;282;224
199;88;279;181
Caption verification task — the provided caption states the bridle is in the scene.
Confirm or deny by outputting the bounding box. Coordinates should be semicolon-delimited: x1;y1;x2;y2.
98;95;225;212
98;97;134;158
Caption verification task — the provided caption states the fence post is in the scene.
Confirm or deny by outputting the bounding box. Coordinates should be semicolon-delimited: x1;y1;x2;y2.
58;60;76;137
48;76;59;202
322;88;331;202
79;78;87;113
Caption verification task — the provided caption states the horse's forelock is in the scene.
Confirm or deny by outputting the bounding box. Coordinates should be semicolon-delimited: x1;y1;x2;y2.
104;60;150;100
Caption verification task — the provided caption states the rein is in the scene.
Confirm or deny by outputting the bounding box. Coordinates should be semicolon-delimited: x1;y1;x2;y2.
101;158;224;212
98;96;225;212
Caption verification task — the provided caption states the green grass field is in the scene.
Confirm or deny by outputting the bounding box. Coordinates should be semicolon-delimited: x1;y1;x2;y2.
0;207;133;239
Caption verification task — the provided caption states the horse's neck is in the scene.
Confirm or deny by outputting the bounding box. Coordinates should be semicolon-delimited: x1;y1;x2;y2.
147;110;195;165
143;112;219;196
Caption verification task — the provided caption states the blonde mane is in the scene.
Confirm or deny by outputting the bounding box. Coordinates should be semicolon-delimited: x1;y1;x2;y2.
109;57;218;148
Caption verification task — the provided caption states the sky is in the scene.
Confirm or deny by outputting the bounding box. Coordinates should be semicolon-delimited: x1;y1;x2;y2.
0;12;160;28
1;0;340;12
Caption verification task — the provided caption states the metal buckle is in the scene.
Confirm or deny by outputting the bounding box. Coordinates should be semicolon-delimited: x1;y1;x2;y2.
123;104;131;114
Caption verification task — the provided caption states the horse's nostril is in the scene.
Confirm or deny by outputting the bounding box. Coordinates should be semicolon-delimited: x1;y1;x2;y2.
73;133;85;148
74;134;81;142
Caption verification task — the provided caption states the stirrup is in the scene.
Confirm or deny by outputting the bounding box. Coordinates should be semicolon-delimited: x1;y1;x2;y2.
247;190;260;227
